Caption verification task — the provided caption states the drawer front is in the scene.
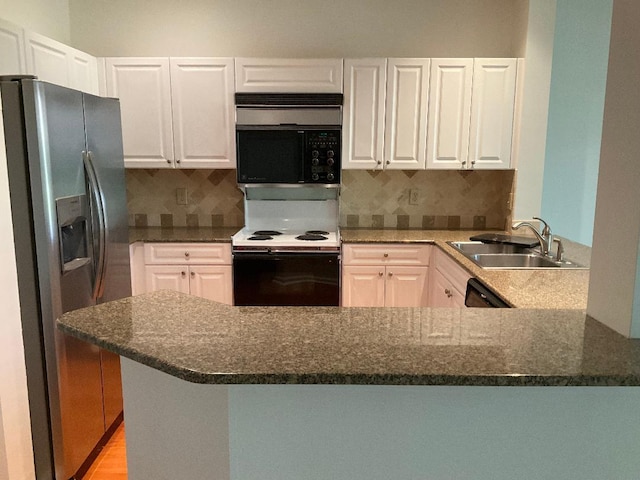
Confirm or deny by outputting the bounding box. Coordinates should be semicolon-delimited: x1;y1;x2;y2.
343;244;431;266
433;247;471;294
143;243;232;265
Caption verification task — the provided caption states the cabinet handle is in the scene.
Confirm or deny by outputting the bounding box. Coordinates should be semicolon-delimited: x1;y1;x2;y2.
379;272;383;276
445;288;452;298
181;271;186;277
383;253;389;258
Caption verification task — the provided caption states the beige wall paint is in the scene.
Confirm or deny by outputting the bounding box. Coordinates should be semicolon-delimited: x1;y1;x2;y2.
69;0;527;57
0;0;70;43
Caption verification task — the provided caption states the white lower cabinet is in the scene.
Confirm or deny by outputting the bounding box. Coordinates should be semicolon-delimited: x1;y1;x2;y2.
135;242;233;305
428;247;471;308
342;244;431;307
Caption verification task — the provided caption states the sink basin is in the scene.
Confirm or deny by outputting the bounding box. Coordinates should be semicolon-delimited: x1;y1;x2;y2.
448;241;532;255
447;241;587;270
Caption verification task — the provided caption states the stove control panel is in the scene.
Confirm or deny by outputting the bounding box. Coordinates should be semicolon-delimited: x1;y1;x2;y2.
304;131;340;183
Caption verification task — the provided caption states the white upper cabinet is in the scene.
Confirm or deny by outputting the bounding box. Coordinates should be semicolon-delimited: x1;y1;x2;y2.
468;58;517;169
342;58;387;170
24;31;70;87
0;18;26;75
105;58;174;168
235;58;343;93
105;57;236;169
23;30;99;94
384;58;430;170
170;58;236;168
426;59;473;169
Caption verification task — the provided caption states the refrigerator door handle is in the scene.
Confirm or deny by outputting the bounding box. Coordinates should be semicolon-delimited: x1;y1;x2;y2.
83;150;108;300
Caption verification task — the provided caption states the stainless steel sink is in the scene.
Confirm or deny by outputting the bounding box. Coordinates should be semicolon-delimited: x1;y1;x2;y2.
447;241;587;270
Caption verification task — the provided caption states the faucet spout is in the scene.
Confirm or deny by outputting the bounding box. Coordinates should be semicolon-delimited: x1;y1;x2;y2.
512;217;553;256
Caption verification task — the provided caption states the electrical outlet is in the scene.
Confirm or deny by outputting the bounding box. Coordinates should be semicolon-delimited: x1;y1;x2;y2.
176;187;188;205
409;189;419;205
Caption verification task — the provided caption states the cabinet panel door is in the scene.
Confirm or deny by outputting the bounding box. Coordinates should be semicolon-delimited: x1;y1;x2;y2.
24;30;70;87
69;48;98;95
384;58;429;170
144;243;232;265
189;265;233;305
429;268;454;308
343;244;431;266
426;59;473;169
342;59;386;170
341;265;385;307
385;266;429;307
144;265;190;294
105;58;174;168
468;58;517;169
0;18;26;75
170;58;236;168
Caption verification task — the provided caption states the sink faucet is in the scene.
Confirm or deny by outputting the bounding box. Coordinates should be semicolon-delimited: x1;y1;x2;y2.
512;216;553;256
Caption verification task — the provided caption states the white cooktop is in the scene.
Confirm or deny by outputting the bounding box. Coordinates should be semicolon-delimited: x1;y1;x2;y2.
232;228;340;250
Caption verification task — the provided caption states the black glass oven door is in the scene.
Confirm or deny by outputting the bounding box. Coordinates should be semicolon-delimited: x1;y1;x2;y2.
233;252;339;306
236;129;304;183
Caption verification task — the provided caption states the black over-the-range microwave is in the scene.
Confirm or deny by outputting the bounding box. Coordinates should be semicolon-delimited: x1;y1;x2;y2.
235;93;342;185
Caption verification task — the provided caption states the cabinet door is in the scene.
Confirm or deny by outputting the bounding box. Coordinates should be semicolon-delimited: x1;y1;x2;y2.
341;265;385;307
468;58;517;169
189;265;233;305
144;265;190;294
68;47;99;95
170;58;236;168
235;58;343;93
429;268;455;307
385;266;429;307
0;18;26;75
24;30;70;87
342;59;386;170
426;59;473;169
384;58;430;170
105;58;174;168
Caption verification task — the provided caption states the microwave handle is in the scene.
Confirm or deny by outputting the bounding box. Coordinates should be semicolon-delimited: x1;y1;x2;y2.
299;130;307;183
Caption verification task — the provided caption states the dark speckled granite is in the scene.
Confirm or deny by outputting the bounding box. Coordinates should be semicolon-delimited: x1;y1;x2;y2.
58;290;640;386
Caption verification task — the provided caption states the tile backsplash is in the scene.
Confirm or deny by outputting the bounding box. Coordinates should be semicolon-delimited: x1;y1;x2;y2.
126;169;514;230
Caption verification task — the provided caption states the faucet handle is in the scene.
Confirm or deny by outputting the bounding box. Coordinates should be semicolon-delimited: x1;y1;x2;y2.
533;216;551;235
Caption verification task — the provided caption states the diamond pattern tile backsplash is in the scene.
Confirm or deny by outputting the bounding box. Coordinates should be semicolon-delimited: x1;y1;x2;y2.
126;169;514;230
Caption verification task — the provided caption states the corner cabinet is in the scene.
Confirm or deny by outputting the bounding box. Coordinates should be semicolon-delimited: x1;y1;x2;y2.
342;244;431;307
428;247;471;308
104;57;235;169
134;243;233;305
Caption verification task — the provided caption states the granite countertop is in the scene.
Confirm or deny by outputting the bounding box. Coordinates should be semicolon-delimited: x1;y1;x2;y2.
129;226;238;243
58;290;640;387
341;229;591;310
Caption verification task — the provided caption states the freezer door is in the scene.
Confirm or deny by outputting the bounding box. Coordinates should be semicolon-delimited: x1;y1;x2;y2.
20;80;106;480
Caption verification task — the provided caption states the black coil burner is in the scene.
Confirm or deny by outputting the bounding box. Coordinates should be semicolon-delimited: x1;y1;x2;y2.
253;230;282;236
248;235;273;241
296;233;327;241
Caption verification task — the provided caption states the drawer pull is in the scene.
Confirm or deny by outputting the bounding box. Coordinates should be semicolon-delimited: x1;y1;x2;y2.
185;252;190;258
181;271;186;277
383;253;389;258
379;271;383;276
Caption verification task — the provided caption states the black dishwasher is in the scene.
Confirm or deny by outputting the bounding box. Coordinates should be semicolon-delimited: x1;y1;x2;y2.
465;278;511;308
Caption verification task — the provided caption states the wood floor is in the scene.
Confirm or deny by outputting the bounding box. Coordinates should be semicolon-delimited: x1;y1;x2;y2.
83;423;128;480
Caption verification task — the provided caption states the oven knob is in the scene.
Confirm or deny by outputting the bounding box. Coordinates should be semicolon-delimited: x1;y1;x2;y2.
312;150;319;158
312;173;319;181
311;158;320;166
327;158;335;166
327;172;335;181
327;150;334;158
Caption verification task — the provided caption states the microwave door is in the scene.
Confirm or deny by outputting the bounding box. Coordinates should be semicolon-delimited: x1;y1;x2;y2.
236;129;303;183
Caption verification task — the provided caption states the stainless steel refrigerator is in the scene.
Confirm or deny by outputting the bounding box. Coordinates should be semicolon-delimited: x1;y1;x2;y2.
0;77;131;480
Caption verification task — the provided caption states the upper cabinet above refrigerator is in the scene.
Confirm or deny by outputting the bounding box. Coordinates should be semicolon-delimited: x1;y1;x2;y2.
103;57;236;169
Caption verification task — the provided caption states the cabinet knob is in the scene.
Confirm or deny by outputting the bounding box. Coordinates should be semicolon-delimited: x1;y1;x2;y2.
461;161;466;166
445;288;453;298
388;272;393;277
377;160;382;165
379;271;383;276
190;271;195;278
383;253;389;258
176;158;181;164
185;252;190;258
166;159;171;164
181;271;186;277
386;160;390;165
471;160;476;166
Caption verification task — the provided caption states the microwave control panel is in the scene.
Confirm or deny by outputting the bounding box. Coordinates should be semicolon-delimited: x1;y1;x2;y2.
304;131;341;184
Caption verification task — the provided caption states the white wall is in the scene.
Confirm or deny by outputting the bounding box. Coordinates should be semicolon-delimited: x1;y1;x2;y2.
0;0;70;44
0;92;36;480
587;0;640;338
512;0;556;221
68;0;528;57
